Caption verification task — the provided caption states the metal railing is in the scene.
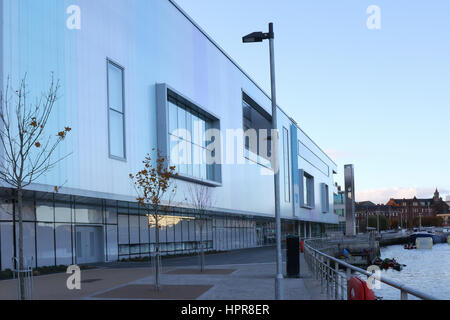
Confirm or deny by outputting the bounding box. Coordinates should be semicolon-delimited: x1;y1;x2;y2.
303;238;437;300
12;257;34;300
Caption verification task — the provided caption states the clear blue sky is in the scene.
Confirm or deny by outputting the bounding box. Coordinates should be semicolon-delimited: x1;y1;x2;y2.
175;0;450;203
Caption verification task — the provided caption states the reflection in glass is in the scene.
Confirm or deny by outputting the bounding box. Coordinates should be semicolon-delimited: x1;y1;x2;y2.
36;202;54;222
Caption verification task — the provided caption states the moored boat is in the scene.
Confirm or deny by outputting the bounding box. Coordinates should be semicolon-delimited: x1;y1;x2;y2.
409;231;446;244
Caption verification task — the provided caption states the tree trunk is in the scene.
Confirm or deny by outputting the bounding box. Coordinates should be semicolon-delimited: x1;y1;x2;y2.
154;213;160;291
17;188;25;300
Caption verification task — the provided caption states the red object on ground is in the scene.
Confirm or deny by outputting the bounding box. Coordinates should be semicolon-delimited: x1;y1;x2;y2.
300;240;304;253
347;277;376;300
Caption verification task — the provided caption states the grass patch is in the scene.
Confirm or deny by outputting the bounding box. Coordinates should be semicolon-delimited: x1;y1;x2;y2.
0;264;92;280
119;250;225;263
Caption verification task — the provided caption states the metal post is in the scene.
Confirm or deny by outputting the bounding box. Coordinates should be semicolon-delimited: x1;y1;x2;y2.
346;267;351;300
268;22;283;300
326;258;330;296
320;256;324;293
304;222;307;239
401;290;408;300
335;262;339;299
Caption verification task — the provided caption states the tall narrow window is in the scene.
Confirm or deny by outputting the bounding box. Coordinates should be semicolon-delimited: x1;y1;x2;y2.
242;94;272;168
321;183;330;213
283;127;290;202
300;170;315;208
107;60;126;159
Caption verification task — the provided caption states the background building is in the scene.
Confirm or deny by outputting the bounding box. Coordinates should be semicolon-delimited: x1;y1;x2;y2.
0;0;338;270
330;184;345;233
355;189;450;230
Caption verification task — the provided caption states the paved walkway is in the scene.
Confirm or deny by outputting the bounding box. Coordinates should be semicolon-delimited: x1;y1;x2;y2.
0;247;328;300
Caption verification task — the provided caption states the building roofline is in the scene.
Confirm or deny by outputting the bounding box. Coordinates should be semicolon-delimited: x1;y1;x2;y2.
168;0;337;167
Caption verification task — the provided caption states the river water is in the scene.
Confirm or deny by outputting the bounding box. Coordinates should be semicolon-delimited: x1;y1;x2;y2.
374;243;450;300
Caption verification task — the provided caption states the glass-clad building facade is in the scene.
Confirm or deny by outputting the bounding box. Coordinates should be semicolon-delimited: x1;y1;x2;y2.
0;0;339;270
0;190;277;270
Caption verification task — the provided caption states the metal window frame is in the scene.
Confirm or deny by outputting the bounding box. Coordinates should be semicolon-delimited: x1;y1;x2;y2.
283;127;291;203
156;83;222;187
300;170;315;209
106;58;127;162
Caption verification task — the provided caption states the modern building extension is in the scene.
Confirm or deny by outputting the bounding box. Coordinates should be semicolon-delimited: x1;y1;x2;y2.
0;0;338;270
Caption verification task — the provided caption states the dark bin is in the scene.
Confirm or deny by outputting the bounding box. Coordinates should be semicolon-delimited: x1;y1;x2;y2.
286;235;300;278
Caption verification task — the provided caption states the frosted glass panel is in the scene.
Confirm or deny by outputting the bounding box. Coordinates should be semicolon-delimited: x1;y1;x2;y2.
106;207;117;224
106;225;118;261
15;222;35;266
37;223;55;267
55;203;71;223
15;201;35;221
55;224;72;265
0;222;14;270
139;215;149;244
174;218;182;242
149;224;156;243
118;215;129;244
182;219;189;242
75;205;102;224
188;219;196;242
207;220;213;241
166;218;175;243
36;203;54;222
129;215;139;243
0;203;13;221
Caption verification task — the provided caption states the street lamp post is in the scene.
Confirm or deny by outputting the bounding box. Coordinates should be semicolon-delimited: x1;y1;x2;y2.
243;23;283;300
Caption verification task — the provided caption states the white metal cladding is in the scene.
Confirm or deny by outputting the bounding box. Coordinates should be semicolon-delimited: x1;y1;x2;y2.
0;0;338;224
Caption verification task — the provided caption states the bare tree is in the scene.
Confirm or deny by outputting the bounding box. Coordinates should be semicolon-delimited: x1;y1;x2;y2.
129;150;177;290
186;184;214;272
0;75;71;299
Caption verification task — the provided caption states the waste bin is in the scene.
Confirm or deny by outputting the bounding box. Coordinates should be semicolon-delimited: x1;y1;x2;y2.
286;235;300;278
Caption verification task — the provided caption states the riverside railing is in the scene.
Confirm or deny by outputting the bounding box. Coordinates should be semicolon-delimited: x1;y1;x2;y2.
303;238;437;300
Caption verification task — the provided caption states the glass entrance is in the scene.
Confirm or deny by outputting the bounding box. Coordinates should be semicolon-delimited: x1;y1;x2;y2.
75;226;104;264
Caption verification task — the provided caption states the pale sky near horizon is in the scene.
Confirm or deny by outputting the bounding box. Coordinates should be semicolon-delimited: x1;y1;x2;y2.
175;0;450;204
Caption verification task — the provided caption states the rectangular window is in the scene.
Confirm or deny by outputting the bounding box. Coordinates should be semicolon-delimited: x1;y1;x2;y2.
300;170;314;208
321;183;330;213
242;94;272;168
283;127;290;202
107;60;126;159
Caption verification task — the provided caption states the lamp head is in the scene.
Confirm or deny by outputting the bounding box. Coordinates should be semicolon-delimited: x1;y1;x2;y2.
242;31;266;43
